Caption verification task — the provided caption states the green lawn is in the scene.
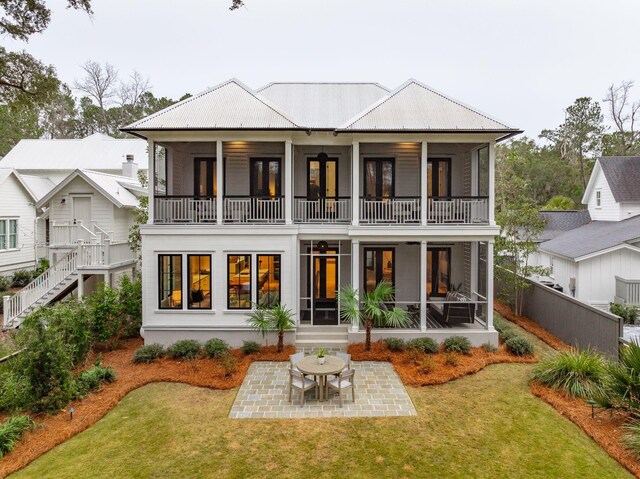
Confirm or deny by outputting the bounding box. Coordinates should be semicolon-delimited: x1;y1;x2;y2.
10;320;633;479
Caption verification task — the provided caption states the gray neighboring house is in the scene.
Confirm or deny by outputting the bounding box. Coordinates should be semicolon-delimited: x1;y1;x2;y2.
531;157;640;310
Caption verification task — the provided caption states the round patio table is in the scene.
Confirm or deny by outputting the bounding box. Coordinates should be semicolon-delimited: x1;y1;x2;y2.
296;355;345;402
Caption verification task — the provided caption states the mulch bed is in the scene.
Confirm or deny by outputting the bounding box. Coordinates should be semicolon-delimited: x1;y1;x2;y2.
0;339;294;478
497;301;640;478
348;341;537;387
495;300;570;351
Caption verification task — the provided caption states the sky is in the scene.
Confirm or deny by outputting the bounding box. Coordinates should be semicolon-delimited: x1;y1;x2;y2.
6;0;640;137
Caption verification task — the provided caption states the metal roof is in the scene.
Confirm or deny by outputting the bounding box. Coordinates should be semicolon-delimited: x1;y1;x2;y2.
36;169;144;209
599;156;640;202
19;174;55;201
338;79;520;133
539;215;640;260
0;134;148;172
123;79;302;131
257;82;390;129
536;210;592;242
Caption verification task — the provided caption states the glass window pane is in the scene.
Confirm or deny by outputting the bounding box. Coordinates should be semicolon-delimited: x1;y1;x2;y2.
228;255;251;309
325;161;337;197
9;220;17;248
365;162;376;197
438;162;449;197
382;161;393;198
212;160;217;197
257;255;280;307
159;255;182;309
188;255;211;309
427;162;433;197
478;147;489;197
253;162;263;196
309;160;320;198
0;220;5;250
268;161;279;197
198;161;207;197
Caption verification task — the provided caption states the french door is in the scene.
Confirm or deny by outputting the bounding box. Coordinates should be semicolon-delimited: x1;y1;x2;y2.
194;157;216;198
427;247;451;297
427;159;451;198
308;157;338;198
250;158;281;198
364;248;395;292
364;158;394;198
313;250;338;310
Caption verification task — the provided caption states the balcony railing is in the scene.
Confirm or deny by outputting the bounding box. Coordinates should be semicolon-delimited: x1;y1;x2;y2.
223;196;284;224
294;197;351;224
615;276;640;306
426;197;489;224
155;196;216;224
359;197;421;225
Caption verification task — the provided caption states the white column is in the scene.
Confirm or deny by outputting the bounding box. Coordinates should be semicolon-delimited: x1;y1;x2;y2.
216;140;223;225
420;240;427;331
487;240;494;330
421;141;428;226
103;272;110;288
488;141;496;225
351;141;359;226
351;239;360;332
285;140;293;225
147;140;155;224
77;273;84;299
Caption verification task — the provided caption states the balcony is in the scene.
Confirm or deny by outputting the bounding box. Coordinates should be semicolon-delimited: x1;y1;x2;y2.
155;197;216;224
294;197;351;224
359;197;421;225
223;196;284;224
615;276;640;306
426;197;489;224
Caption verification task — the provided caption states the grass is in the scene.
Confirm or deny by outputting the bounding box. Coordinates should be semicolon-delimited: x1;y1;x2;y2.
9;316;633;479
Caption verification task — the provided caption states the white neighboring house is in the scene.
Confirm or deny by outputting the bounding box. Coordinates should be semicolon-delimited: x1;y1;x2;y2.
0;133;148;184
533;157;640;309
0;169;54;274
121;78;522;348
1;142;147;328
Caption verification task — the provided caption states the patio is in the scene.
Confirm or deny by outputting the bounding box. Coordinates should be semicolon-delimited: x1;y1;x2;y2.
229;360;417;419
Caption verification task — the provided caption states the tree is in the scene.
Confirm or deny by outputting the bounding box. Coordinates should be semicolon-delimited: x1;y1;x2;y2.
74;61;118;133
542;195;575;211
541;97;605;190
337;281;411;351
0;102;42;155
246;303;295;352
128;171;148;258
603;81;640;156
495;186;549;316
40;84;80;138
0;0;92;41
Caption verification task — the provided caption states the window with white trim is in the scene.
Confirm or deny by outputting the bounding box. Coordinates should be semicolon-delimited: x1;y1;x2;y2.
0;219;18;250
595;190;601;207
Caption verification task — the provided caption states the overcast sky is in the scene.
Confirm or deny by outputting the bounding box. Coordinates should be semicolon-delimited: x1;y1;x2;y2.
6;0;640;137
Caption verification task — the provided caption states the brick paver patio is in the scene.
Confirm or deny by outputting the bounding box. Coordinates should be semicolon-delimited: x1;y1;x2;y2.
229;361;417;419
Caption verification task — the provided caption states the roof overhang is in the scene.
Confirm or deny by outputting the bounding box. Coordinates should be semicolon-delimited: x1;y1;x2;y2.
36;170;131;209
581;160;601;204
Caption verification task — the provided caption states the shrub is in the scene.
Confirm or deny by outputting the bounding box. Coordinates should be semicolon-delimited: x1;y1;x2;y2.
167;340;201;360
33;258;50;277
0;373;30;413
39;299;92;366
505;337;534;356
445;352;459;367
481;342;498;353
75;364;116;398
624;420;640;458
595;340;640;411
531;349;606;398
204;338;230;358
408;337;439;354
0;275;10;292
132;344;165;364
87;284;123;344
11;270;33;288
610;303;639;325
383;337;406;352
241;340;260;355
220;353;238;377
0;415;33;458
118;275;142;337
419;356;435;374
443;336;472;355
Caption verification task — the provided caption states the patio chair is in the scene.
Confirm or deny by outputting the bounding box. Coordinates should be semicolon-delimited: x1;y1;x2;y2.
327;368;355;407
329;352;351;380
290;352;304;373
288;367;318;406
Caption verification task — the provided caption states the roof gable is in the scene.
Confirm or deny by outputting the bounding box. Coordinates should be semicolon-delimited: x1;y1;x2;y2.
599;156;640;202
123;79;302;131
338;79;518;133
0;168;40;202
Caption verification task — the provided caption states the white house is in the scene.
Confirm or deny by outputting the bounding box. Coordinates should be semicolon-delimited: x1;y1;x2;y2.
121;78;522;348
0;169;53;274
533;157;640;309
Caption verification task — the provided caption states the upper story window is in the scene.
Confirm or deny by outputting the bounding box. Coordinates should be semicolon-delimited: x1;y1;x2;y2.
194;158;216;198
364;158;394;199
596;190;602;208
0;219;18;250
427;159;451;198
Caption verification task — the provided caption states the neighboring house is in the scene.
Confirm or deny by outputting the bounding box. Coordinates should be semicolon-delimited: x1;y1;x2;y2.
532;156;640;309
2;157;145;328
0;169;53;274
0;133;148;184
121;78;521;348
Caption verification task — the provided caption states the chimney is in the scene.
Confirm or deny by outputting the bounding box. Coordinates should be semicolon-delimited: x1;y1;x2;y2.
122;154;138;178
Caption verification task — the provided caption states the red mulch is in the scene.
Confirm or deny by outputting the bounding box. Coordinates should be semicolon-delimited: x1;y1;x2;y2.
348;341;537;387
0;339;294;478
495;300;570;351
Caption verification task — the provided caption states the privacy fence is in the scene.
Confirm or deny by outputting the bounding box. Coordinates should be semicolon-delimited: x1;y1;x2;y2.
495;275;623;358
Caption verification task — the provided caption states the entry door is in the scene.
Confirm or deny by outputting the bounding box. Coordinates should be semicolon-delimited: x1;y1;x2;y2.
312;250;338;310
427;159;451;198
250;158;281;198
364;248;394;292
194;157;216;197
364;158;394;199
427;247;451;297
72;197;91;225
308;158;338;198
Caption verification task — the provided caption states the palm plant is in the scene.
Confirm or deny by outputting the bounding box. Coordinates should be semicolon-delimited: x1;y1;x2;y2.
246;303;295;353
337;280;412;351
595;340;640;413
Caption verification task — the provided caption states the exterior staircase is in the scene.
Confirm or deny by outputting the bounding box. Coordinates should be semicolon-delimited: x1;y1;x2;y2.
295;324;349;352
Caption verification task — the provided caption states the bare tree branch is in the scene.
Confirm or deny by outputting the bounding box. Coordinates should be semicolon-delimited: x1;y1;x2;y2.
74;60;118;133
